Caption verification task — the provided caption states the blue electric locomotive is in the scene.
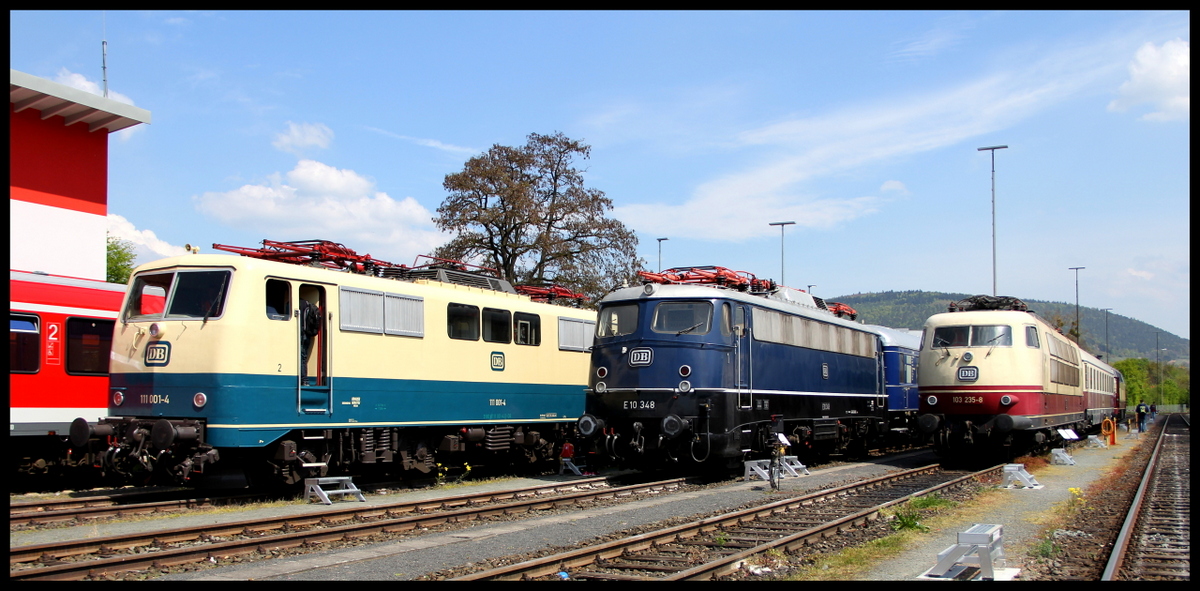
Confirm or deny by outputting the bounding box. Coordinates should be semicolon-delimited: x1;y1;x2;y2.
576;267;887;469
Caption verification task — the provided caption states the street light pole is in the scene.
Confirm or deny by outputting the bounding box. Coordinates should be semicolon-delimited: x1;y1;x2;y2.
1101;308;1112;360
769;221;795;286
807;284;816;293
978;145;1008;295
1156;332;1164;408
656;238;669;272
1069;266;1085;344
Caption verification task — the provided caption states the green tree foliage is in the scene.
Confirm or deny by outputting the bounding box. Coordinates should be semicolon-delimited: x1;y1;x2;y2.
1114;357;1190;407
106;234;137;284
435;132;644;305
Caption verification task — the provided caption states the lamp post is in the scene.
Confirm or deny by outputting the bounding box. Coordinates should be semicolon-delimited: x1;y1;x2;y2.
807;284;816;293
1156;332;1164;408
656;238;669;272
978;145;1008;295
1069;266;1085;344
1100;308;1112;360
769;221;795;286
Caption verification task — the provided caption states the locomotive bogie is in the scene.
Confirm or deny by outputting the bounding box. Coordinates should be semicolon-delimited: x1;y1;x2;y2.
72;254;596;486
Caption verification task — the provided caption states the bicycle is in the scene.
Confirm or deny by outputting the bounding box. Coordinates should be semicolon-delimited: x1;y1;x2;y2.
768;437;789;490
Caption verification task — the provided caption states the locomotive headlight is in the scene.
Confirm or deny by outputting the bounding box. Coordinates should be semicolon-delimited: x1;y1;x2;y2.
149;323;161;337
679;365;692;377
926;395;938;406
595;382;607;393
193;392;208;408
1000;395;1018;406
962;352;973;362
678;380;693;393
112;390;125;406
643;283;657;295
596;366;608;379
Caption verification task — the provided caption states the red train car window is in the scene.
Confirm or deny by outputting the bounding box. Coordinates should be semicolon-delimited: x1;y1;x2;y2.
9;314;41;373
66;318;114;375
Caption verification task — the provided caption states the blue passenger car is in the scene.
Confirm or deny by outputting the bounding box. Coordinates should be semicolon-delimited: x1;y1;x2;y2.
863;324;922;439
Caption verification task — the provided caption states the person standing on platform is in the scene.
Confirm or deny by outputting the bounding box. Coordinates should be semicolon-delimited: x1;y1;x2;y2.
1135;400;1149;433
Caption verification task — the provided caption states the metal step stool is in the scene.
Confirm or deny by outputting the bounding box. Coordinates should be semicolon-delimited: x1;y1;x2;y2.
305;476;367;505
1050;448;1076;465
922;523;1010;580
743;456;809;482
999;464;1042;489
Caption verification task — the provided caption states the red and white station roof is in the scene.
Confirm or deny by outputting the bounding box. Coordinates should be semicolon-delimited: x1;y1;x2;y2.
10;68;151;133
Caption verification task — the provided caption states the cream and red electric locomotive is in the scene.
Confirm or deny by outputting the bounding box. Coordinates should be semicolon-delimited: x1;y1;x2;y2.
916;295;1123;459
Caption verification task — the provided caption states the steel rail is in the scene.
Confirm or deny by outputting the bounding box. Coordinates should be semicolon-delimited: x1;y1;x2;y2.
451;464;1003;581
1100;413;1189;581
9;476;681;580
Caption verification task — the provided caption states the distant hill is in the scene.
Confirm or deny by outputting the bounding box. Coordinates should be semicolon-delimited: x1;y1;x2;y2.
827;290;1190;364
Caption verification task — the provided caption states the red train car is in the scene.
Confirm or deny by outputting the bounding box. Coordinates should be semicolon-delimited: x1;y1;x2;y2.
10;269;126;479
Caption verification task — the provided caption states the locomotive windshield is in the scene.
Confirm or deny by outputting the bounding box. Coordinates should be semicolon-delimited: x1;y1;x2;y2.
597;304;638;338
650;301;713;335
125;270;231;322
931;324;1012;348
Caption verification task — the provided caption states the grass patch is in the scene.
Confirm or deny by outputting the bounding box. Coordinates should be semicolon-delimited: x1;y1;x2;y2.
783;487;1006;581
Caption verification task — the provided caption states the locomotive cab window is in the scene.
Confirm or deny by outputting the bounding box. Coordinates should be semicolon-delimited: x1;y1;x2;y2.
971;325;1012;347
10;314;40;374
125;270;231;321
266;279;291;320
514;312;540;346
482;308;511;343
447;303;480;340
66;318;114;375
597;304;639;338
931;326;969;348
1025;325;1040;348
651;301;713;335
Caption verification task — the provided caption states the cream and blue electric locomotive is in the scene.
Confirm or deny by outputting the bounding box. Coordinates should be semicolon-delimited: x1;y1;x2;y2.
70;240;596;486
575;267;886;469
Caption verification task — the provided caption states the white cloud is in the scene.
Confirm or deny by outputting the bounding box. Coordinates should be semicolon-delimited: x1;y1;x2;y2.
886;17;973;64
272;121;334;155
1124;268;1155;281
880;180;909;195
107;214;189;264
362;126;478;154
1108;39;1190;122
613;35;1125;243
53;68;143;141
193;159;448;262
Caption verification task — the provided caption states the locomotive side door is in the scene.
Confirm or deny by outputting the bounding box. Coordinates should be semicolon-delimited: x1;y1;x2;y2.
298;283;331;415
733;303;753;409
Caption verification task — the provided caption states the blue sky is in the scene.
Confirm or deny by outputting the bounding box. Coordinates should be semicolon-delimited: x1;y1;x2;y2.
11;11;1190;339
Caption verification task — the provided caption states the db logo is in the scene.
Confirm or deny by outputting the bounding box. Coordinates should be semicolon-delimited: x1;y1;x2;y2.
957;366;979;382
490;352;505;371
628;348;653;367
145;342;172;367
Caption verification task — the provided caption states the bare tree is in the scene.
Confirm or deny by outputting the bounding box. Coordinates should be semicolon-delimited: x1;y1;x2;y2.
435;132;643;305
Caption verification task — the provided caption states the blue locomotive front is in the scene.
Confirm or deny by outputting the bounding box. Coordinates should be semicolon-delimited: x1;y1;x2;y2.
577;270;886;469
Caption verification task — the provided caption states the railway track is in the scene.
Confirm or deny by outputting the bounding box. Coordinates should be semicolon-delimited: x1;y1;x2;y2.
448;463;1001;581
1102;413;1190;581
10;476;687;581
